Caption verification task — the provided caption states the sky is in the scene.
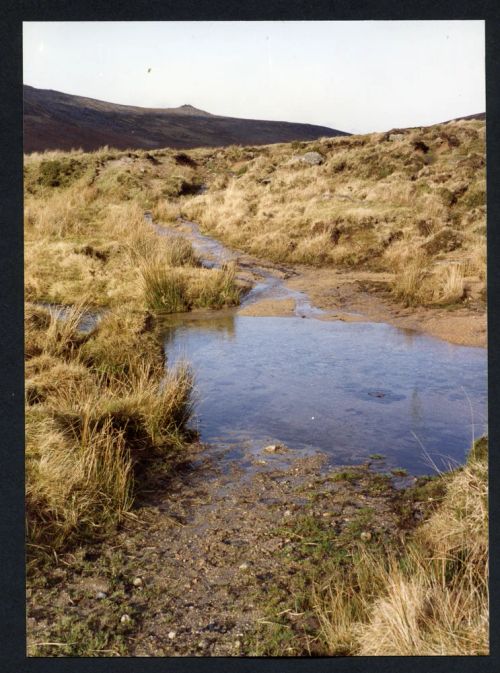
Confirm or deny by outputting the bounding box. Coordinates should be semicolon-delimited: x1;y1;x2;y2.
23;21;485;134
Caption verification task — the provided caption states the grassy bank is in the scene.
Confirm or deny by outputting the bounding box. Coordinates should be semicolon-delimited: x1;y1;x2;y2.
249;438;488;656
178;119;485;308
24;148;242;561
25;303;195;560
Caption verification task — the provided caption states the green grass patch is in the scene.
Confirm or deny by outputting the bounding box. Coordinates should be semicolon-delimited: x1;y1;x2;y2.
142;265;189;313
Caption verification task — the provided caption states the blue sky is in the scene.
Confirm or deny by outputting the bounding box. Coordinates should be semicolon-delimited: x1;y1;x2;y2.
23;21;485;134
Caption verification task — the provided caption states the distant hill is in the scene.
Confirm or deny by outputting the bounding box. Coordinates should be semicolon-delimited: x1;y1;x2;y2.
23;85;348;153
443;112;486;124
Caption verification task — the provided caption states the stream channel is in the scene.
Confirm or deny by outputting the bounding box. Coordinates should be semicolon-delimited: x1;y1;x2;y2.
153;215;487;477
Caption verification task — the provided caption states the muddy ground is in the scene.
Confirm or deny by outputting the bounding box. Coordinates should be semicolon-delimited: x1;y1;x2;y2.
28;442;437;657
239;266;486;348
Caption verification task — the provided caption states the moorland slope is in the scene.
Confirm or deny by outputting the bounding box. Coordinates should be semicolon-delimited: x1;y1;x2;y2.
24;85;348;152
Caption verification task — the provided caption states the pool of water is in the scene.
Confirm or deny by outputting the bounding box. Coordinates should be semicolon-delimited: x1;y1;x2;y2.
163;314;487;476
33;302;103;333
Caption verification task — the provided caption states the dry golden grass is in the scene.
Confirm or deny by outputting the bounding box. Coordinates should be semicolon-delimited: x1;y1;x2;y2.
391;252;428;306
24;147;240;311
25;304;194;560
141;263;190;313
433;263;466;304
24;144;239;559
25;119;485;312
178;119;485;307
311;441;488;656
26;413;133;555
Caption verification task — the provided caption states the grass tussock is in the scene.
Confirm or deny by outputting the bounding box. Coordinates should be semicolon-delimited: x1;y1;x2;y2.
256;438;488;656
141;263;190;313
433;263;466;305
140;260;241;313
187;262;241;309
391;252;428;307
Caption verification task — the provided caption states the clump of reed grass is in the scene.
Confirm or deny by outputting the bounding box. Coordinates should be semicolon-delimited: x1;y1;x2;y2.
432;263;466;304
140;262;189;313
149;362;194;444
391;255;427;306
26;414;133;555
190;262;241;309
161;234;199;267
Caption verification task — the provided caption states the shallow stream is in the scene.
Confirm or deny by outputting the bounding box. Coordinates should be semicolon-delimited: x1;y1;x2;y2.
156;218;487;476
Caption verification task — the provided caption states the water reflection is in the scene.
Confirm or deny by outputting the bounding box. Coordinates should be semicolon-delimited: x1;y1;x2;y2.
410;388;423;425
160;311;237;348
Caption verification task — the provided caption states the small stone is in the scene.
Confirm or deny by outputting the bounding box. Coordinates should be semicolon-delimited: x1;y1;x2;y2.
239;563;249;571
120;614;131;624
133;577;143;587
284;510;292;517
168;630;176;640
264;443;288;454
95;591;107;600
360;531;372;542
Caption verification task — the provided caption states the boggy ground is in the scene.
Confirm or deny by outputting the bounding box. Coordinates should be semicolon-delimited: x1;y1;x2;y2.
27;444;438;657
169;217;486;347
237;265;486;347
293;267;485;347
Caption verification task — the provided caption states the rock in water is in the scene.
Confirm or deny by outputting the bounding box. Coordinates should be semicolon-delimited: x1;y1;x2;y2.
263;444;288;454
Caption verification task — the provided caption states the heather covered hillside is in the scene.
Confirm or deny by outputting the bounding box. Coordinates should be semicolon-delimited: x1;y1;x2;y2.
24;85;348;153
